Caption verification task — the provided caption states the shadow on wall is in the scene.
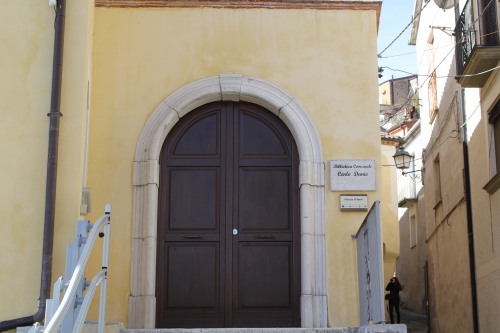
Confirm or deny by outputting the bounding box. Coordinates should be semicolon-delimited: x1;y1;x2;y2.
395;187;427;315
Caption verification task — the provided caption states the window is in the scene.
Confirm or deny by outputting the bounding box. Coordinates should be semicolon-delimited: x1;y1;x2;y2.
489;100;500;173
427;33;438;123
484;100;500;194
428;71;438;122
410;214;417;248
434;154;442;205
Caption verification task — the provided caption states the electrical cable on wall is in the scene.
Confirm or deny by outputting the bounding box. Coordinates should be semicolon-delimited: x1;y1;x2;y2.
380;43;456;58
378;27;499;125
378;0;431;57
381;44;457;127
382;62;500;78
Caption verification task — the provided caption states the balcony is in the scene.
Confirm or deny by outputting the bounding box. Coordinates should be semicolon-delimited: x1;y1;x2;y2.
455;0;500;87
397;175;417;207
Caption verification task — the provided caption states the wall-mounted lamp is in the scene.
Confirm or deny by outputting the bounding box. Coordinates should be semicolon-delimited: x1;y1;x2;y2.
393;148;412;169
392;148;420;175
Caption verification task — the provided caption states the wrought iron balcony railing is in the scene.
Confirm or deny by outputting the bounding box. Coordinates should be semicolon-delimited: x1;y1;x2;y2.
455;0;476;75
455;0;500;87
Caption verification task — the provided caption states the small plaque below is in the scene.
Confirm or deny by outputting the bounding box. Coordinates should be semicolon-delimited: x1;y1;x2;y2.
340;194;368;212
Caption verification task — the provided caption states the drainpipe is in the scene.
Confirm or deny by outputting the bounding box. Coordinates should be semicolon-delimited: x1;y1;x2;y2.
460;88;479;333
0;0;66;331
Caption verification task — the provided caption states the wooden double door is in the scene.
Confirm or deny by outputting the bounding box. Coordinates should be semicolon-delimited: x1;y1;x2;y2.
156;102;300;328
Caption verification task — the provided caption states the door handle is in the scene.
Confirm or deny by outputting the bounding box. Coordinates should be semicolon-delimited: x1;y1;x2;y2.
181;235;204;240
253;235;277;239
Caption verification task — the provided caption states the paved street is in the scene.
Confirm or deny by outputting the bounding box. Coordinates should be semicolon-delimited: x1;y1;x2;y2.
399;309;427;333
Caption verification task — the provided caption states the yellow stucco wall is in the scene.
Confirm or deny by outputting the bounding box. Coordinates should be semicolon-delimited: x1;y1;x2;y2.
0;1;94;331
85;7;382;327
0;0;54;323
380;144;399;321
0;3;392;329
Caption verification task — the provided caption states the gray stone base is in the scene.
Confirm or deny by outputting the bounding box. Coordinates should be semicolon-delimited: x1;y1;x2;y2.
16;322;124;333
122;326;407;333
122;329;357;333
18;324;407;333
358;324;407;333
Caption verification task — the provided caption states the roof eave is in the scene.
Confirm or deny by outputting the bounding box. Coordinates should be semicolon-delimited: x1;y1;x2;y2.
408;0;424;45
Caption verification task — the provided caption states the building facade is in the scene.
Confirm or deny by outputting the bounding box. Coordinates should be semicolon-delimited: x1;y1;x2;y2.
0;0;402;331
456;0;500;332
399;0;500;331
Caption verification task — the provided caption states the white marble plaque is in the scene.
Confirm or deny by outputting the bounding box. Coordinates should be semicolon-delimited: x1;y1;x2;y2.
329;159;376;191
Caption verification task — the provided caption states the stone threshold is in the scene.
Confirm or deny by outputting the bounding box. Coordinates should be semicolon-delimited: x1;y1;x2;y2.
18;323;407;333
122;326;407;333
122;329;357;333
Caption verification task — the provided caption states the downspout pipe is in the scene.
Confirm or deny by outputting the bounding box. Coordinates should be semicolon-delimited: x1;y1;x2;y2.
0;0;66;331
460;88;479;333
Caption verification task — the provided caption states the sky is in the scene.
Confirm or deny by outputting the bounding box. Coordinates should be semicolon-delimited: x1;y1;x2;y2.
377;0;419;83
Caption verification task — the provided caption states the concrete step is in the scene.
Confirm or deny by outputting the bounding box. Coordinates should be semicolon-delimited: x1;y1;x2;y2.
18;323;407;333
121;329;357;333
16;322;124;333
122;325;407;333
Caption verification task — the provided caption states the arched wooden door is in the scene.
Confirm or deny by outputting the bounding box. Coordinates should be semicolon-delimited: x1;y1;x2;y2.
156;102;300;328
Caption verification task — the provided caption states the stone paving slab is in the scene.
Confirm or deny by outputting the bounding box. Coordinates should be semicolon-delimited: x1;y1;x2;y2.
121;329;358;333
18;323;408;333
358;324;407;333
122;325;407;333
399;309;427;333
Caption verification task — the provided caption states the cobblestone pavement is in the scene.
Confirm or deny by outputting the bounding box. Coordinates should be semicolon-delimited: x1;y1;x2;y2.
399;309;428;333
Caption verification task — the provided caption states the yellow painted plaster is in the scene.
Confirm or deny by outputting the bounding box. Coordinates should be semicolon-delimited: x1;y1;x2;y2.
87;7;381;327
0;0;95;328
380;144;399;321
0;1;53;322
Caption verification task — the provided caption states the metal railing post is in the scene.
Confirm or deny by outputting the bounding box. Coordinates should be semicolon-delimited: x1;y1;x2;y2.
98;204;111;333
29;205;112;333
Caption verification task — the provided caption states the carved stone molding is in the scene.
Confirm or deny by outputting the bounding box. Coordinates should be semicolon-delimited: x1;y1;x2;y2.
130;74;327;328
484;170;500;195
95;1;382;28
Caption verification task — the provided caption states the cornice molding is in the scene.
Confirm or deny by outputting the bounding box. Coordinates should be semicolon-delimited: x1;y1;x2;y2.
381;139;400;147
484;170;500;195
96;0;381;26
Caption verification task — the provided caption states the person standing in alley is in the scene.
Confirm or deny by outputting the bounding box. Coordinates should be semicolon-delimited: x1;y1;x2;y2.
385;277;402;324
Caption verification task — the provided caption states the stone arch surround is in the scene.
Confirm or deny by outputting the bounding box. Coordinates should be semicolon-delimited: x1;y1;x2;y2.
129;74;327;328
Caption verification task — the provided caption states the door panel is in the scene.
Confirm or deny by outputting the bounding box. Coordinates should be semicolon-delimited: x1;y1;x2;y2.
157;104;226;328
239;111;289;158
166;243;219;308
232;104;300;327
172;112;220;157
168;169;219;231
157;102;299;328
238;243;291;307
238;168;290;231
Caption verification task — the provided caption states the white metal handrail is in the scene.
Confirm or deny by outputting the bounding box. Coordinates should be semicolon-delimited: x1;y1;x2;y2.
71;269;106;333
30;204;111;333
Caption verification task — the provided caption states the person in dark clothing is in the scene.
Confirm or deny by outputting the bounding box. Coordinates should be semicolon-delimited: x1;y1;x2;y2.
385;277;402;324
